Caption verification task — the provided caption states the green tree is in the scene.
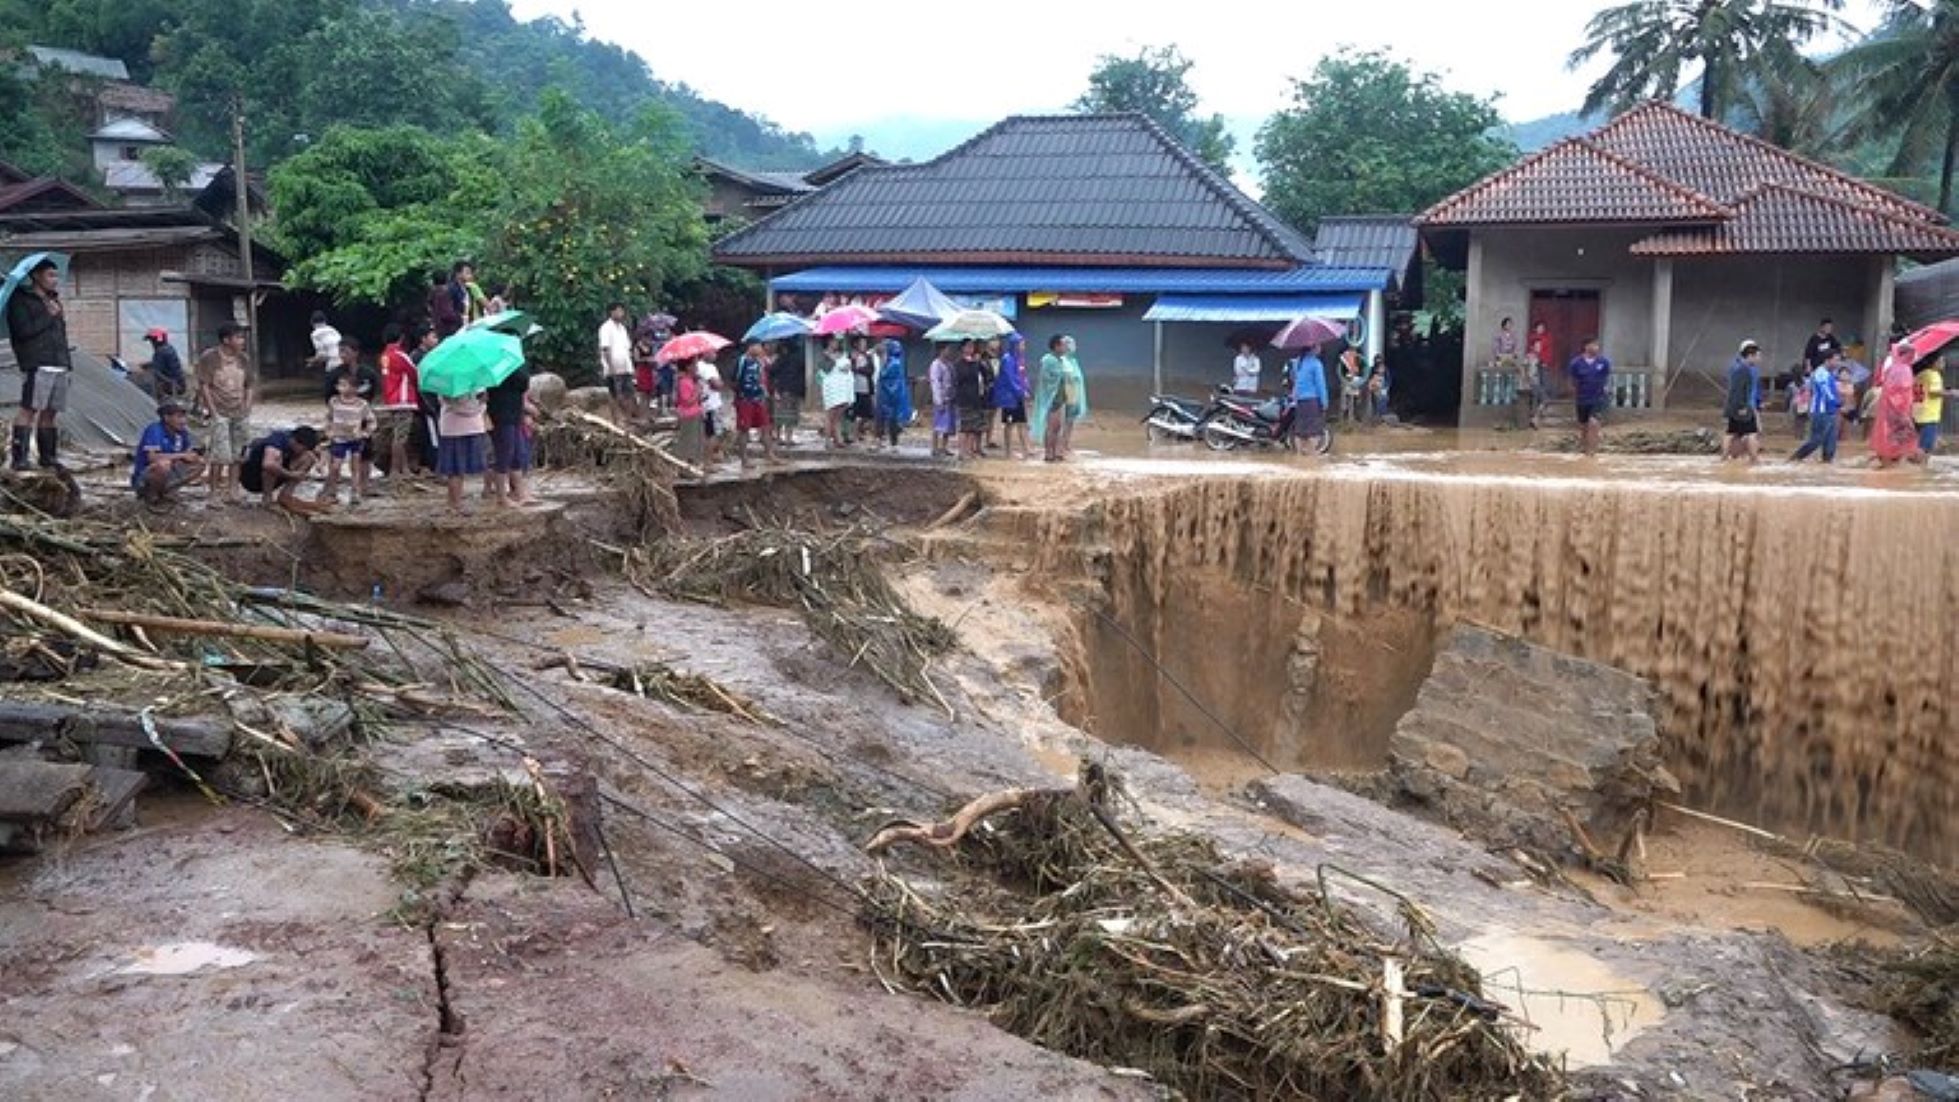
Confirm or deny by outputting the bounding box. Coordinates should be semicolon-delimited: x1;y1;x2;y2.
139;144;200;199
485;91;709;375
269;124;500;306
1255;52;1514;233
1832;0;1959;214
1073;45;1235;171
1569;0;1850;121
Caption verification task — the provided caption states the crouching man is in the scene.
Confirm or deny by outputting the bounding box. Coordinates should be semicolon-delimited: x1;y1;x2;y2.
240;425;331;515
131;400;206;506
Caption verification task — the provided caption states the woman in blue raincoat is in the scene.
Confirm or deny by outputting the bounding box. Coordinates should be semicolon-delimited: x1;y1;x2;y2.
991;333;1030;460
875;338;913;448
1031;334;1088;462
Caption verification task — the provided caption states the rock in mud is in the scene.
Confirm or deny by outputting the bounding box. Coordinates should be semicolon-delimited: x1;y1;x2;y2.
527;371;568;412
1387;625;1678;857
563;386;611;415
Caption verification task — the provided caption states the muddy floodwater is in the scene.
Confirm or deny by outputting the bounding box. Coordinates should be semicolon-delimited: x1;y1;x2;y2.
5;412;1952;1100
972;436;1959;862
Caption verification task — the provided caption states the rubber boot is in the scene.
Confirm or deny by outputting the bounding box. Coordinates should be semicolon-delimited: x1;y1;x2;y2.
8;426;29;471
34;426;58;469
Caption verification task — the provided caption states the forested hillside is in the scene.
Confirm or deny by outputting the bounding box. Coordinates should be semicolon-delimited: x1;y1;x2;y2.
0;0;829;172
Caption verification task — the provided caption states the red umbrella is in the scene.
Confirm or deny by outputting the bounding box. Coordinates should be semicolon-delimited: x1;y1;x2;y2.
1899;320;1959;365
654;330;730;365
1271;315;1347;351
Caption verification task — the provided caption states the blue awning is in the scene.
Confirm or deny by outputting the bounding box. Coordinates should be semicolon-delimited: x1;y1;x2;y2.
1141;293;1366;323
767;265;1393;295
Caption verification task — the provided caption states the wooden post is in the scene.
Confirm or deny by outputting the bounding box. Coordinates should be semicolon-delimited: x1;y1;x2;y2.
231;96;259;373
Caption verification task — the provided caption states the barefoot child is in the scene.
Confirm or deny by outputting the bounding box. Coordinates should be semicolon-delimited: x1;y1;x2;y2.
321;370;377;505
437;389;490;512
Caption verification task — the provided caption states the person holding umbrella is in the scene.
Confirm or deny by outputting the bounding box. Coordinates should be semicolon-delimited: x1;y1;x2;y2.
4;255;71;471
418;326;526;511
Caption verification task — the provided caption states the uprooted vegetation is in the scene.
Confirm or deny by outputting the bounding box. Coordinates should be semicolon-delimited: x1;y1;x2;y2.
863;763;1566;1101
619;522;956;711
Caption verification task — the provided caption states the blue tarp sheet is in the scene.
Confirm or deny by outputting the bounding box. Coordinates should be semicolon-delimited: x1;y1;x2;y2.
1140;293;1366;323
769;265;1393;295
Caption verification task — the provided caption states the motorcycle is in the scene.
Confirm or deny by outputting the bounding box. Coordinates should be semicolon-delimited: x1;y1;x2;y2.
1199;387;1332;455
1142;392;1214;443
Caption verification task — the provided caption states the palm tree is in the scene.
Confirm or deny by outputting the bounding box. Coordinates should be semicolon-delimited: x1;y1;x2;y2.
1729;57;1838;156
1569;0;1851;121
1832;0;1959;214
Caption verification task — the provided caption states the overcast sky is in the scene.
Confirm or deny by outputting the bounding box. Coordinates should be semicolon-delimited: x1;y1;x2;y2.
509;0;1889;148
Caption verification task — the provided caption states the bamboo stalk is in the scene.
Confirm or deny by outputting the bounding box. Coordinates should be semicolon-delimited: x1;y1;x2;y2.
1657;801;1785;842
562;408;704;479
0;590;185;671
80;608;370;649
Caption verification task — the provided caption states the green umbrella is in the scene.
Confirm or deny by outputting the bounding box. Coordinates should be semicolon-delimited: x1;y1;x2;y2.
468;309;533;336
418;328;525;398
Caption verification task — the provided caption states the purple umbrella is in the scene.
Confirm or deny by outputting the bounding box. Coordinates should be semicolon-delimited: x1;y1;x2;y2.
1271;315;1347;351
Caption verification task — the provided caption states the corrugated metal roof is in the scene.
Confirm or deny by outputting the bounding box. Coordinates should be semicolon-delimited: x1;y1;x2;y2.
767;266;1392;295
718;114;1316;268
27;46;129;81
1312;217;1418;288
1631;184;1959;258
91;117;170;143
1142;293;1365;322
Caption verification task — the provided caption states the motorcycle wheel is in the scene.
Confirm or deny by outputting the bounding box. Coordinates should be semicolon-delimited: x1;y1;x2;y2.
1145;419;1177;445
1201;417;1244;452
1310;427;1333;455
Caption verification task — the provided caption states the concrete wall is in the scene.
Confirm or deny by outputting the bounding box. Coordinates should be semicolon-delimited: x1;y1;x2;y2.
1464;226;1888;414
1466;226;1657;366
1665;254;1883;405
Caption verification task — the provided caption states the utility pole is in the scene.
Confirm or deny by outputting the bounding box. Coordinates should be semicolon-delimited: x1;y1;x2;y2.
230;95;260;372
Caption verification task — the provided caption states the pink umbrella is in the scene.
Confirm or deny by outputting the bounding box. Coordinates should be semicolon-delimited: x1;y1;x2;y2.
810;304;879;336
654;330;731;365
1271;315;1348;351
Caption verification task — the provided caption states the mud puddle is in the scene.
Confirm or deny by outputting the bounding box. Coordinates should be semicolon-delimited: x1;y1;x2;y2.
1459;931;1662;1069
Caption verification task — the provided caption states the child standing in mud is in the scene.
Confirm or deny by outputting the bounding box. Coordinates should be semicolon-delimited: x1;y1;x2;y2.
321;370;376;506
436;389;490;512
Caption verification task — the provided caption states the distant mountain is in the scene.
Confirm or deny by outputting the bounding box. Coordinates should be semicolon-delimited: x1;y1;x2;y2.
1504;111;1592;152
810;117;992;165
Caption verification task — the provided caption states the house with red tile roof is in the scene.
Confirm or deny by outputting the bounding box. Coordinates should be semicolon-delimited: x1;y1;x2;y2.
1417;100;1959;421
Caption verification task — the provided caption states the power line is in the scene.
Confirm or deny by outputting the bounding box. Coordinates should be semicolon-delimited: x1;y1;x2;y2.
1075;600;1281;775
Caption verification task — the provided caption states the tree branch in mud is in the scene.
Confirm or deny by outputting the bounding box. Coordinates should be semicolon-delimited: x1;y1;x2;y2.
865;787;1043;854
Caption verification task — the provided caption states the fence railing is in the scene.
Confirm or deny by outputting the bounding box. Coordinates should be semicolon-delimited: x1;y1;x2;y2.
1472;367;1659;410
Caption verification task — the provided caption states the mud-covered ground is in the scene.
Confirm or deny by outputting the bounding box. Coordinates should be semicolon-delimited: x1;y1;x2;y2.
4;433;1950;1100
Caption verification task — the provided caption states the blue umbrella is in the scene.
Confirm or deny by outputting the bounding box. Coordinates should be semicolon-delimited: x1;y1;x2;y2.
0;252;70;340
878;277;961;330
743;312;813;343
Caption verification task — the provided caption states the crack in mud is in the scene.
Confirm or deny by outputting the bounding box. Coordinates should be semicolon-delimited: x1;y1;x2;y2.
418;882;471;1102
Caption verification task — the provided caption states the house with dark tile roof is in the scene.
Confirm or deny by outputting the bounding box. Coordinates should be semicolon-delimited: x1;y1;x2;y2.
712;114;1413;404
697;152;887;224
1419;100;1959;421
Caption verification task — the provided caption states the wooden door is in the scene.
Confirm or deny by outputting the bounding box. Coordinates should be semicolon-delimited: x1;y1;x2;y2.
1528;290;1601;399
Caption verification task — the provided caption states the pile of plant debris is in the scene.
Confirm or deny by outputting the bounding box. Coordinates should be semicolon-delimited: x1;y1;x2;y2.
861;764;1564;1101
0;508;586;917
622;523;955;712
1538;427;1720;455
1877;936;1959;1071
531;408;688;535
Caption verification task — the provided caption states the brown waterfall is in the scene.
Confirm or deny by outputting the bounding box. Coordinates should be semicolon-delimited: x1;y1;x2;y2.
1050;471;1959;861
